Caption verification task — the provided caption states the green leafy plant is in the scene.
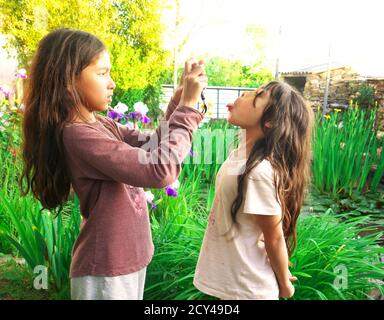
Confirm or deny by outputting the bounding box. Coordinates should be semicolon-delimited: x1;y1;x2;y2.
350;83;376;110
290;209;384;300
0;191;81;296
312;107;384;196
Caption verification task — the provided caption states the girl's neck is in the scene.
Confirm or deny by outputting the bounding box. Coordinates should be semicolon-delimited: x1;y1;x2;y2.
71;106;97;123
240;127;264;157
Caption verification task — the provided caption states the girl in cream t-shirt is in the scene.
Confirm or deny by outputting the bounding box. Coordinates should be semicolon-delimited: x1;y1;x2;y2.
194;81;314;300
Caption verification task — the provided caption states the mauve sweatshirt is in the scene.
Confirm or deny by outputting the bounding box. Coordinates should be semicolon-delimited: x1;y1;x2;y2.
62;100;204;277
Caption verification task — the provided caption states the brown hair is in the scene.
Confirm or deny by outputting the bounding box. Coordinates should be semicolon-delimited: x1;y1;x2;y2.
19;28;106;215
230;80;314;257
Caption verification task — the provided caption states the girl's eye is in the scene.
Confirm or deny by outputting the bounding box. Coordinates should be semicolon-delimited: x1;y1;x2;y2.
255;90;264;98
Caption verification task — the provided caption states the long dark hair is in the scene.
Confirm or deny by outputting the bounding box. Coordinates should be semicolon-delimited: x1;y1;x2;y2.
230;81;314;257
19;28;106;215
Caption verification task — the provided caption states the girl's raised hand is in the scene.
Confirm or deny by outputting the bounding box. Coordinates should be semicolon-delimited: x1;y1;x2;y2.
179;63;208;109
173;59;195;103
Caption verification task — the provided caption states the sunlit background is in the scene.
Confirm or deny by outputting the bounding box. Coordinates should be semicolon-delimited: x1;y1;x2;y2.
1;0;383;80
161;0;384;76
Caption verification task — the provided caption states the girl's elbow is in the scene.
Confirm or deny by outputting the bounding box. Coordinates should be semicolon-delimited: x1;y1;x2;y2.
264;234;285;248
152;169;180;188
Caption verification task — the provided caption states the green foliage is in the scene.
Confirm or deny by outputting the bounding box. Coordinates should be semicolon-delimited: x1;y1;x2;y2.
0;258;60;300
183;119;239;184
0;103;383;300
312;107;384;196
290;210;384;300
204;56;273;87
350;83;376;110
204;57;243;87
0;190;81;296
0;0;168;115
0;102;22;154
145;187;384;300
240;64;274;88
160;56;273;88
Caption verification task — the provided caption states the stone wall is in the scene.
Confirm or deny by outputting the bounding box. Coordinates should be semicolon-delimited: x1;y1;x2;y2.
283;68;384;131
365;79;384;131
302;67;359;109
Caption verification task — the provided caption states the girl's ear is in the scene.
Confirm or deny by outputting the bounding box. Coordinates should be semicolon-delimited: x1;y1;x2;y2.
265;121;273;128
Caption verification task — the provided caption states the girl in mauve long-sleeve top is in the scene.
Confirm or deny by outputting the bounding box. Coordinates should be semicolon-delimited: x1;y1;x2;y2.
20;28;207;300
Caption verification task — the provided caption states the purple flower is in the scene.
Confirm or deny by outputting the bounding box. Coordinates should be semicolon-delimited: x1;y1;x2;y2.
165;186;178;197
128;111;140;121
128;111;151;125
140;114;151;124
165;180;180;197
189;148;194;157
107;110;124;121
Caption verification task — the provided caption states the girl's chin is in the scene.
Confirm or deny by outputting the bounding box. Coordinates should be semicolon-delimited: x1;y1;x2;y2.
226;115;237;126
98;104;109;111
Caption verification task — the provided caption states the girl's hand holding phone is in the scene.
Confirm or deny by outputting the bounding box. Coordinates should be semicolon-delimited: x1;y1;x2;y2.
179;62;208;109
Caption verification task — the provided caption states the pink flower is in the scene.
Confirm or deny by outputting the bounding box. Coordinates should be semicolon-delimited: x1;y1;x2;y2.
0;85;10;97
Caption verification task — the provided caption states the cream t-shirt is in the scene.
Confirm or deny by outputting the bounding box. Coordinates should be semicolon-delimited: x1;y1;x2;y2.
194;147;282;300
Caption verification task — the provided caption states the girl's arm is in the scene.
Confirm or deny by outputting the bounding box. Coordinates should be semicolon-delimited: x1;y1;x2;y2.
64;105;203;189
253;214;295;298
111;94;180;148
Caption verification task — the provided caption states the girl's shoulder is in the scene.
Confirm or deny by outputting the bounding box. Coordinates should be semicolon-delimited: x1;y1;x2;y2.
62;115;120;141
64;114;111;126
248;159;274;181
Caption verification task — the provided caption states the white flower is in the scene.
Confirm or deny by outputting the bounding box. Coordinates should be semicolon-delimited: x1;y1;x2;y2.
114;102;128;114
144;191;155;203
134;101;148;115
17;68;27;78
0;111;3;118
170;179;180;189
126;121;134;129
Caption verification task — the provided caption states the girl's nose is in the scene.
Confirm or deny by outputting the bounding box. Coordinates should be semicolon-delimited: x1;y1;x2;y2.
109;78;116;90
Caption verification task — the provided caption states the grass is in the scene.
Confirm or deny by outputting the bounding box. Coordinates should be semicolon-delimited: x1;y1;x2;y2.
0;108;383;300
0;255;60;300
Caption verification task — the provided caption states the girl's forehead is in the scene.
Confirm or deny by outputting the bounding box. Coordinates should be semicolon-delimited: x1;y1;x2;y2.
92;50;111;67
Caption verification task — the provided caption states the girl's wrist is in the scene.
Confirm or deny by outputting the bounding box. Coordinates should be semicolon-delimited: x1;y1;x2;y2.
171;87;183;106
179;99;197;109
278;277;291;289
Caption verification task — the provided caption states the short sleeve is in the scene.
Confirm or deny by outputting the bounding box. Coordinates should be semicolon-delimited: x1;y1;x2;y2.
242;172;282;216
